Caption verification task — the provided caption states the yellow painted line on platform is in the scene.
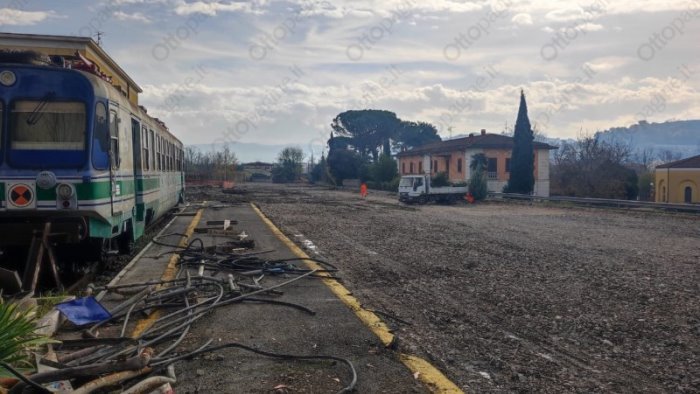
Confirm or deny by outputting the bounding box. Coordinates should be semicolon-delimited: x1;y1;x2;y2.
250;203;464;394
131;206;204;338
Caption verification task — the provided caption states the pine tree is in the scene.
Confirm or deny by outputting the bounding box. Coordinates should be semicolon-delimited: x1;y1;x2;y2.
505;90;535;194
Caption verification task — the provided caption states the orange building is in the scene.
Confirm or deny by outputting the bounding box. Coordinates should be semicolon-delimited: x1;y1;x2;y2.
396;130;557;196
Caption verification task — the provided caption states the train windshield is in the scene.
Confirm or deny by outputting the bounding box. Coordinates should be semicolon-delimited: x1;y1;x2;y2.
10;100;86;151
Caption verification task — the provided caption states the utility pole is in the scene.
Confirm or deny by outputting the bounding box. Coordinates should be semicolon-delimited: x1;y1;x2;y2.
95;31;104;46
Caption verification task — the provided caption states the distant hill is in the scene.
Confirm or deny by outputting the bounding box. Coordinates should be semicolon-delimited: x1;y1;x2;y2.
595;120;700;157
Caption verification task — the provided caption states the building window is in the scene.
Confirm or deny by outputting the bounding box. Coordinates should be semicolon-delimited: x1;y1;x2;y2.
487;158;497;179
457;158;462;173
685;186;693;203
505;158;511;173
419;161;423;173
433;160;438;173
402;162;405;174
410;162;414;173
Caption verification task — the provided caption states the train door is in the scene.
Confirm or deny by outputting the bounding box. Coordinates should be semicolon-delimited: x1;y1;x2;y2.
108;107;120;216
131;118;142;180
131;118;145;238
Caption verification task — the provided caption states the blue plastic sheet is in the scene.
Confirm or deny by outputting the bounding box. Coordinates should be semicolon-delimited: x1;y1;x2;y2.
55;296;111;326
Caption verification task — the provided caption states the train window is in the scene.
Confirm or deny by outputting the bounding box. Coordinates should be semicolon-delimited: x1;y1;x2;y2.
168;142;172;171
149;130;155;170
142;126;149;170
10;101;86;150
154;135;159;171
92;102;109;169
157;136;162;171
109;109;120;169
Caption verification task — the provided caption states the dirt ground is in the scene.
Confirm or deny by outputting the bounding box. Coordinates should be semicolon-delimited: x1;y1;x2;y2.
190;183;699;393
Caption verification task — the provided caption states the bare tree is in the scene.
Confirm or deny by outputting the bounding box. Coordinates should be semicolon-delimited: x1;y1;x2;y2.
551;136;638;199
185;145;238;183
657;149;683;164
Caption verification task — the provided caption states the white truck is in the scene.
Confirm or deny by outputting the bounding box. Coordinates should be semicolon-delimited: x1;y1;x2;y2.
398;175;468;204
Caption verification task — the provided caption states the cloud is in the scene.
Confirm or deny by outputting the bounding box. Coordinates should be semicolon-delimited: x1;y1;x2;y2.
113;11;152;22
173;0;266;16
0;8;55;25
511;13;533;26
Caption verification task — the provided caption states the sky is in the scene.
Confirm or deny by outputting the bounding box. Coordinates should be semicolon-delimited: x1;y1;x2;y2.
1;0;699;160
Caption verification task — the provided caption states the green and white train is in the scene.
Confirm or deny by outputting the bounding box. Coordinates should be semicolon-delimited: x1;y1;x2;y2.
0;55;184;263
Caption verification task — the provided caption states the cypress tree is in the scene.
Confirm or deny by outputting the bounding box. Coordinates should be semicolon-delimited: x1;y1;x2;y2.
505;90;535;194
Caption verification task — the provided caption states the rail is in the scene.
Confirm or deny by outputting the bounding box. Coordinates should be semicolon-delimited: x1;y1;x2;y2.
489;192;700;213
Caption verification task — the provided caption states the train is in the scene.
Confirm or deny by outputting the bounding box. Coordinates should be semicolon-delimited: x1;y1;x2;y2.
0;50;184;267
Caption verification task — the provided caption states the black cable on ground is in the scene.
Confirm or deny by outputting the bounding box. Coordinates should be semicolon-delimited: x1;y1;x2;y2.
238;297;316;315
0;361;51;394
152;342;357;394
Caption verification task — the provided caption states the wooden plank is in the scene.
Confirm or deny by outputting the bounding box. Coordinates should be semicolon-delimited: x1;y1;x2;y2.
0;267;22;294
22;228;44;293
44;227;63;291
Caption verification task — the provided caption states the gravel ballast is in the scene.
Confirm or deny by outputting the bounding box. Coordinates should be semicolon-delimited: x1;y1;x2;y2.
196;183;699;393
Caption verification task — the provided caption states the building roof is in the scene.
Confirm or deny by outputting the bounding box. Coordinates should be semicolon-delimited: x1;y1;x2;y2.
656;154;700;169
396;133;558;157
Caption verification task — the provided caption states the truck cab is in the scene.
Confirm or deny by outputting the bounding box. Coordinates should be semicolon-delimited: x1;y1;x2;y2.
398;175;428;203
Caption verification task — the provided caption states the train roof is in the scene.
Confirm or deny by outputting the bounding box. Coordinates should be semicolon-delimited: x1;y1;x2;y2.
0;33;182;145
0;33;142;106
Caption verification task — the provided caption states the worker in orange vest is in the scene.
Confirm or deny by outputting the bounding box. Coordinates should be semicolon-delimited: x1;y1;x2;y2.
465;192;475;204
360;182;368;198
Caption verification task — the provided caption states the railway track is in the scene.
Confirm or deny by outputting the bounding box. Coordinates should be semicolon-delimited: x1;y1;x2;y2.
0;208;182;297
490;192;700;214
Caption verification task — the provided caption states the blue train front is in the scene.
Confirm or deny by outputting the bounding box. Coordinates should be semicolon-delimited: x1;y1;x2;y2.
0;53;185;266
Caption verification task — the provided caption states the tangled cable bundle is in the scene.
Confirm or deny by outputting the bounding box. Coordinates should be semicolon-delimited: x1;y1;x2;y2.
8;234;356;394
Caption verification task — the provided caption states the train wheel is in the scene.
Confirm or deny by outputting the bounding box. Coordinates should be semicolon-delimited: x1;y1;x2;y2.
118;224;135;255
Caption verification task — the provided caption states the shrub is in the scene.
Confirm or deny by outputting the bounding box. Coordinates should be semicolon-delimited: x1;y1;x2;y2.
431;172;450;187
369;154;398;183
366;176;401;192
0;303;56;376
469;154;488;201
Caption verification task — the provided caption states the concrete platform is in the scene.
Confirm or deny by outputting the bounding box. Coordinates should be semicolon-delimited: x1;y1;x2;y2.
96;201;429;393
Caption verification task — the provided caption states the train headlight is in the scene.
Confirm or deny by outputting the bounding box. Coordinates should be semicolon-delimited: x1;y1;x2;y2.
57;183;74;200
0;70;16;86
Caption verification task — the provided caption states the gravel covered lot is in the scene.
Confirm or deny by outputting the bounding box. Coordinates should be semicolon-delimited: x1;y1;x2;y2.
197;183;699;393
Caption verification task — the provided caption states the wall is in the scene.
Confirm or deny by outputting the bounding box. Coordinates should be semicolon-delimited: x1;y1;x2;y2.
468;148;551;196
431;152;466;182
482;149;512;181
398;155;424;175
535;149;550;197
654;168;700;203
